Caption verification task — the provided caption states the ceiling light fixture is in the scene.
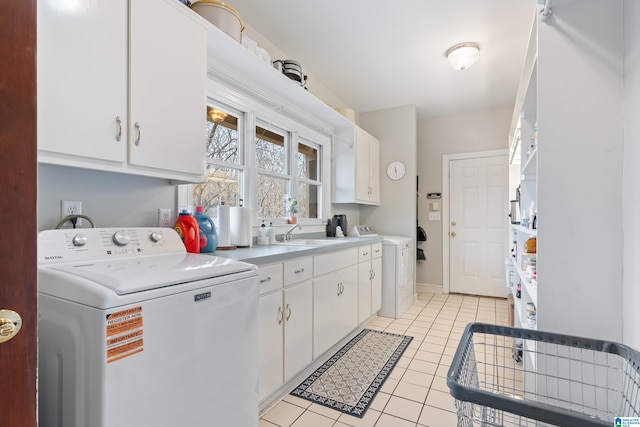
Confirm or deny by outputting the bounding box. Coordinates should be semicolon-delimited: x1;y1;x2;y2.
446;42;480;71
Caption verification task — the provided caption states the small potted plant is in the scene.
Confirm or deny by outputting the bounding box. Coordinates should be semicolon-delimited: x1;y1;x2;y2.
284;195;298;224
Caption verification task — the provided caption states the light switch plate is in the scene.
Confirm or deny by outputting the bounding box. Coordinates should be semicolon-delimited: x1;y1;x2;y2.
428;212;441;221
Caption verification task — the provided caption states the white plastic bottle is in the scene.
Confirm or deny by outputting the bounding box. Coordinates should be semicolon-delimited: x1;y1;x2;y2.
267;222;276;244
258;222;268;245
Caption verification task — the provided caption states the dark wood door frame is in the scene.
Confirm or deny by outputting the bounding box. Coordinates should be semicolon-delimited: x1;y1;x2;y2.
0;0;38;425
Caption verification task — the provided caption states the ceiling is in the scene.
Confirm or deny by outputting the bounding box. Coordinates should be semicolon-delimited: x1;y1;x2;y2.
225;0;538;120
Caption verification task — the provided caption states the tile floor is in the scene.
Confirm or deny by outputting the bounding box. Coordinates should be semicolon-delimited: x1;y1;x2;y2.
259;292;509;427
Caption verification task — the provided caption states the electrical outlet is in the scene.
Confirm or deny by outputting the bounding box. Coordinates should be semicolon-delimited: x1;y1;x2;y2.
158;208;172;227
61;200;82;226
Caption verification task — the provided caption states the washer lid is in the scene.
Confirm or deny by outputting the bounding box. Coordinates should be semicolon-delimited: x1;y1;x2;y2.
42;253;254;295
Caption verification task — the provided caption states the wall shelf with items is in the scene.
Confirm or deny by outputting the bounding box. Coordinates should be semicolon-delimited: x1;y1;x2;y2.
194;11;355;140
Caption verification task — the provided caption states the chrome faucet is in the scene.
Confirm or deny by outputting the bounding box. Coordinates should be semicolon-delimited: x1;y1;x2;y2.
283;224;301;241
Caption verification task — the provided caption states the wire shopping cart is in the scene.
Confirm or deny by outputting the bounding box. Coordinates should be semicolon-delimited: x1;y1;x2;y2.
446;323;640;427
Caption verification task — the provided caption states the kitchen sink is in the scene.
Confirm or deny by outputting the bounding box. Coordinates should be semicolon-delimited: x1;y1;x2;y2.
280;239;345;246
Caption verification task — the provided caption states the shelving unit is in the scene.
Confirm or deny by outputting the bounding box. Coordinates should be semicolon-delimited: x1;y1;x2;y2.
506;0;626;393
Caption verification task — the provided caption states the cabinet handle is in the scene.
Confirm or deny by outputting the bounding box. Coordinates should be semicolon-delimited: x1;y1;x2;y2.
294;268;304;274
374;249;381;254
134;122;141;146
362;252;368;256
370;269;374;280
260;276;271;284
285;304;292;321
115;116;122;142
277;306;284;325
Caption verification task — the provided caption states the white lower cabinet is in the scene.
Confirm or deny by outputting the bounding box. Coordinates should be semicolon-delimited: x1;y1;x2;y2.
283;282;313;380
258;263;312;402
313;265;359;359
358;243;383;323
258;290;284;401
259;243;382;403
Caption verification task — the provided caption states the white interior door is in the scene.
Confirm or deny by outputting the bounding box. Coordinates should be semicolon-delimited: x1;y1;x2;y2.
448;154;508;297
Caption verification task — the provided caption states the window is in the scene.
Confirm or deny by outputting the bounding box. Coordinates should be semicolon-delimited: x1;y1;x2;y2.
192;105;244;215
297;139;321;219
255;123;289;218
189;100;326;223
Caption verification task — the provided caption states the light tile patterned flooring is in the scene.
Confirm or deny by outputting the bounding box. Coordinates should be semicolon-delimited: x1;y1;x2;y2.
260;292;509;427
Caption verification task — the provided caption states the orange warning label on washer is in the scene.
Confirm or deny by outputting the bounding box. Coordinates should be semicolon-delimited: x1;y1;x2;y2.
106;306;143;337
105;306;144;363
107;338;144;359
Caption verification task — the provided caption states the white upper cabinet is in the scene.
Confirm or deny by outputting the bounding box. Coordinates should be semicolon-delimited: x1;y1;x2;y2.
37;0;128;164
37;0;207;182
333;126;381;205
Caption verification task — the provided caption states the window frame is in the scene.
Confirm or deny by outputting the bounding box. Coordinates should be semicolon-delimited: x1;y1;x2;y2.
181;90;331;228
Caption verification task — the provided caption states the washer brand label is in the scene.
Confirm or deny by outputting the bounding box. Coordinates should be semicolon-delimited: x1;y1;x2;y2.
105;306;144;364
44;255;63;260
194;291;211;302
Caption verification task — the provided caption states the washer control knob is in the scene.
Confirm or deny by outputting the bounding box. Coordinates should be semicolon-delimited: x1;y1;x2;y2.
72;234;88;247
149;232;163;243
112;230;131;246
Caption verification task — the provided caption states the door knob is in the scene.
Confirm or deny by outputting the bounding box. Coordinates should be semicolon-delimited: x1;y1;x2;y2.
0;309;22;343
451;231;457;237
451;221;457;226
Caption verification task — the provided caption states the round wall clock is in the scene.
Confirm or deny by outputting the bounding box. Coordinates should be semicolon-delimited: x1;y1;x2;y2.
386;161;406;180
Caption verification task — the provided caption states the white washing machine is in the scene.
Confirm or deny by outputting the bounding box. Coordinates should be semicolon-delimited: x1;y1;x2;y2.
349;226;414;319
38;227;260;427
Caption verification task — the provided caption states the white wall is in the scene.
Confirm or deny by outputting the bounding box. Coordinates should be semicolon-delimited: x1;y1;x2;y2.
416;106;511;289
623;1;640;350
38;164;177;231
359;105;417;239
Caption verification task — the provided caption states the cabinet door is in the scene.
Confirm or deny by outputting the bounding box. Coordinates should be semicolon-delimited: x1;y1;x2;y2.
358;262;372;324
371;256;383;313
368;135;380;203
129;0;206;176
355;127;372;201
37;0;128;163
258;291;283;401
283;281;313;381
338;265;359;333
313;271;342;359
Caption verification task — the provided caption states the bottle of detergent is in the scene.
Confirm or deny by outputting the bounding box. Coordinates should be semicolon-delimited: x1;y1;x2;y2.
174;210;200;253
194;206;218;253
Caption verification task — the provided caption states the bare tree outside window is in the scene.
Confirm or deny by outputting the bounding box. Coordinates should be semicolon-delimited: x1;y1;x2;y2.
256;125;288;218
193;110;242;214
193;105;324;221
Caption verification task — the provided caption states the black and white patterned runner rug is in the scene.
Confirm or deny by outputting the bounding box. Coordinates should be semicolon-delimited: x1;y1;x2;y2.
290;329;413;418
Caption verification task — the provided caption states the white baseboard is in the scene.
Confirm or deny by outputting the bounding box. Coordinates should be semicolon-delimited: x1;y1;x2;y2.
417;283;444;294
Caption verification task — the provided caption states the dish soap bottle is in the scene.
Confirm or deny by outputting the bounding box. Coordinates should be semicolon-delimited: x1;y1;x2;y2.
194;206;218;253
174;210;200;253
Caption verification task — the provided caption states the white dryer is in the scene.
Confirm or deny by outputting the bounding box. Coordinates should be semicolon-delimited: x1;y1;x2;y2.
38;228;259;427
380;235;415;319
349;226;414;319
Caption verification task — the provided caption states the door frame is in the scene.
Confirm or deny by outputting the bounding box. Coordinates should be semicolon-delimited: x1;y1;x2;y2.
442;149;507;294
0;0;38;425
